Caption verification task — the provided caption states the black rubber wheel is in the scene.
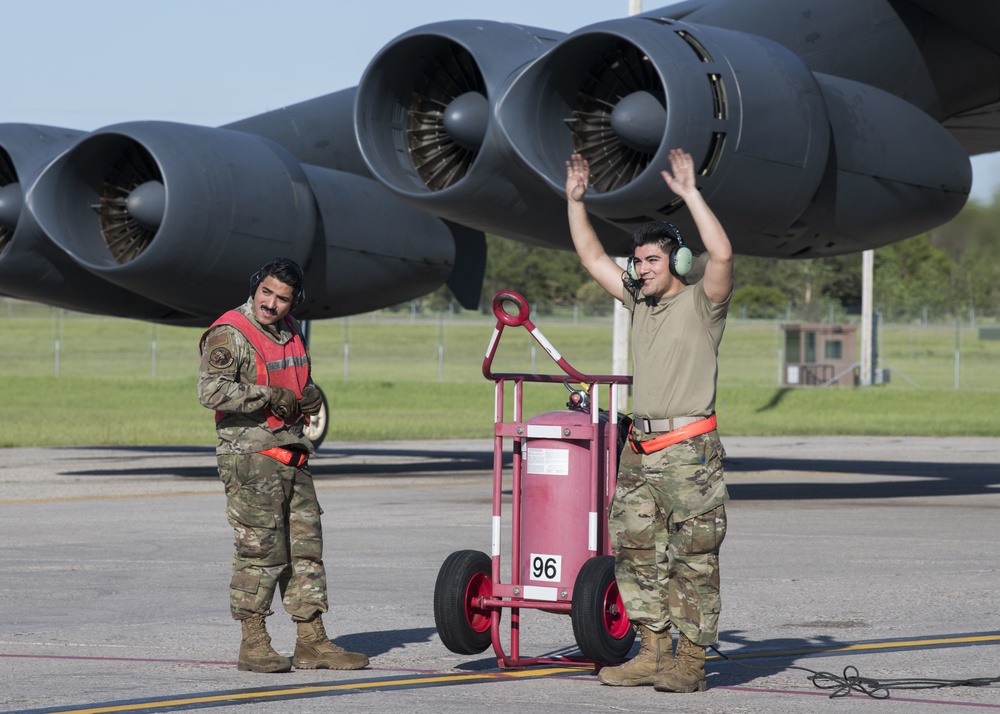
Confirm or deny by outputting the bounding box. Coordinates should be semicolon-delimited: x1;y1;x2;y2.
571;555;635;664
433;550;494;655
302;385;329;450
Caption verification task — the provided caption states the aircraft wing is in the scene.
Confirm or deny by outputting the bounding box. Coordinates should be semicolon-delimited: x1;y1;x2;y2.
904;0;1000;156
1;0;996;323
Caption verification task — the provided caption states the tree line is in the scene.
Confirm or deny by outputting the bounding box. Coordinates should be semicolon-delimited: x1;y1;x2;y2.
423;193;1000;323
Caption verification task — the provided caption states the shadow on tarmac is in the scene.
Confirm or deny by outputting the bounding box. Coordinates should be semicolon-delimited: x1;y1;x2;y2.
52;444;1000;501
337;626;931;687
709;630;864;688
725;455;1000;500
334;627;436;657
421;629;1000;688
705;628;1000;691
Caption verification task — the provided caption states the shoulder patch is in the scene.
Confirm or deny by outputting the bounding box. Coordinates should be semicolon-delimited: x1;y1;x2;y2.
209;346;235;370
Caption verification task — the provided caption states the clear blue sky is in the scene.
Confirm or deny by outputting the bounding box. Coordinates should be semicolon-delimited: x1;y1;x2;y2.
6;0;998;200
4;0;632;128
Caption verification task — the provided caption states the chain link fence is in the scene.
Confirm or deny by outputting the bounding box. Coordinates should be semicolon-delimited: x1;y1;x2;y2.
3;298;998;391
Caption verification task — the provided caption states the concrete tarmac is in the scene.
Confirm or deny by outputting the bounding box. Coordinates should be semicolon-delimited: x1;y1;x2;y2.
1;436;999;713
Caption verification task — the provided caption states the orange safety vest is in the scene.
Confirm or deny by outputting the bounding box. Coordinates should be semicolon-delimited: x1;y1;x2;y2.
203;310;310;432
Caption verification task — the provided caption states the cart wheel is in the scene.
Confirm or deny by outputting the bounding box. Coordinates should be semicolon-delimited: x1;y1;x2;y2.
434;550;494;655
571;555;635;664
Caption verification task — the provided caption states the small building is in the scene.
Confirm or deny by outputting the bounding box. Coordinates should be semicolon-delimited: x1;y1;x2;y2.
781;323;857;386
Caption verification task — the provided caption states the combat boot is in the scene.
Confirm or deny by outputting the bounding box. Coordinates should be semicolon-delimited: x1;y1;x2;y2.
653;632;707;692
238;613;291;673
293;615;369;670
597;625;673;686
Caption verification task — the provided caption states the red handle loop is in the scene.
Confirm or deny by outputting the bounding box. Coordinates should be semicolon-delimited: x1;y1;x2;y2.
492;290;531;327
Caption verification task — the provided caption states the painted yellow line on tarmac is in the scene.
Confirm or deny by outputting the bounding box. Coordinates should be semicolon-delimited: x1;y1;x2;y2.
710;633;1000;661
15;633;1000;713
38;667;587;714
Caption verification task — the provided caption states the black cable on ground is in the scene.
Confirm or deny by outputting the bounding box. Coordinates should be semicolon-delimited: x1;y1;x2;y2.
709;645;1000;699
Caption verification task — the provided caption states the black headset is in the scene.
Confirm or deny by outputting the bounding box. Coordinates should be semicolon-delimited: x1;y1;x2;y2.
249;258;306;310
625;222;693;285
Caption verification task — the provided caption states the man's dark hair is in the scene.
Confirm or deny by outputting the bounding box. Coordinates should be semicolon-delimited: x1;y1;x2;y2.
631;221;681;254
250;258;306;309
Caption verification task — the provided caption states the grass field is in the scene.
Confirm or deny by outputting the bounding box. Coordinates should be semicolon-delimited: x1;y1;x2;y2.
1;300;998;447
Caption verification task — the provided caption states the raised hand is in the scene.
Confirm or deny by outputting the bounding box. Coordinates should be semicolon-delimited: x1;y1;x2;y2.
660;148;697;197
565;153;590;202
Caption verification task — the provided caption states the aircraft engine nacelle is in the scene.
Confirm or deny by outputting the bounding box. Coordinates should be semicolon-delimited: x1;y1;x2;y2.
355;20;598;247
791;73;971;256
497;17;970;257
0;123;199;322
298;164;466;318
0;124;83;262
497;18;831;253
28;121;316;319
27;121;466;323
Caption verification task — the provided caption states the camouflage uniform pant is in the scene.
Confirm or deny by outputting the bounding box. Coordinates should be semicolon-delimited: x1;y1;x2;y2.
609;430;728;646
217;452;328;622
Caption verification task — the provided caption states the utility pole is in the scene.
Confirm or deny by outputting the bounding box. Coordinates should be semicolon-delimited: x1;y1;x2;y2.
613;0;643;401
860;249;873;385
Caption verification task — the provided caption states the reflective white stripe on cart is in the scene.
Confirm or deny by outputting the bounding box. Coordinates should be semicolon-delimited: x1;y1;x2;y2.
525;424;562;438
528;327;561;362
484;328;501;360
523;585;559;602
589;511;598;551
492;516;501;557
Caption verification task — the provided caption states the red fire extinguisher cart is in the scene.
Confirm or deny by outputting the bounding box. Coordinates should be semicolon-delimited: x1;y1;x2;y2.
433;290;635;668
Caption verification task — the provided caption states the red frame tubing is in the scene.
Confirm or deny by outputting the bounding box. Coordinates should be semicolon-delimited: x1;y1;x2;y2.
483;291;633;669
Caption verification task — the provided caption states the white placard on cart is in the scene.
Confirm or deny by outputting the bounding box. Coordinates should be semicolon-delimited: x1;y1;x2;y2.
526;447;569;475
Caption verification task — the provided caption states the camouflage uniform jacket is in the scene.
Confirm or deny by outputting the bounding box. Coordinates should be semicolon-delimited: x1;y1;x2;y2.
197;298;313;456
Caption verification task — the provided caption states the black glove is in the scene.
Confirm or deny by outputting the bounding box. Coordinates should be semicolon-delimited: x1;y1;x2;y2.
268;386;300;422
299;384;323;417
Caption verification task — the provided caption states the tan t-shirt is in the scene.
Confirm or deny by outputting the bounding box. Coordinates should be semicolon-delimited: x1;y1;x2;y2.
624;280;730;419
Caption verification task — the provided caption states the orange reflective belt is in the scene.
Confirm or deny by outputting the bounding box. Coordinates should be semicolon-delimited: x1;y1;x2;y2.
259;446;309;468
629;414;717;455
